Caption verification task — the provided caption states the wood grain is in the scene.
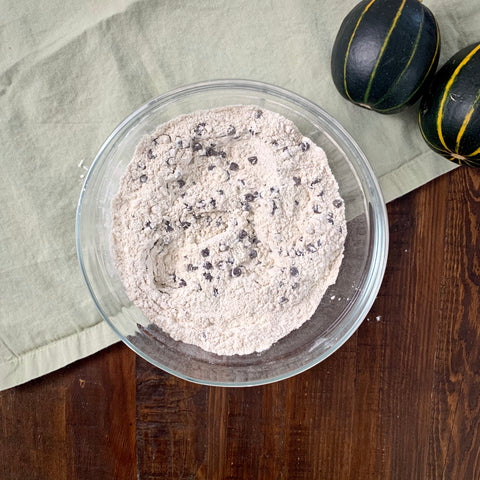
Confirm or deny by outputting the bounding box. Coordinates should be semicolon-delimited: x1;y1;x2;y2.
0;343;136;480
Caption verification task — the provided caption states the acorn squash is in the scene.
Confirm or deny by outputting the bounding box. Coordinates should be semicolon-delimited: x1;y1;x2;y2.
419;42;480;167
331;0;440;114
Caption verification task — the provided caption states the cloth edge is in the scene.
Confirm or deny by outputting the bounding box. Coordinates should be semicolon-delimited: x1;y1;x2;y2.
0;321;119;392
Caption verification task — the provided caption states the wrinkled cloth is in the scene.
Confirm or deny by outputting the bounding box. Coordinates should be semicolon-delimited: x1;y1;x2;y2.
1;0;473;390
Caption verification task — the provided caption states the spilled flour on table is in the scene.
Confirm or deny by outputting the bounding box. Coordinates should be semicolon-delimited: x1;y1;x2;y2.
112;105;346;355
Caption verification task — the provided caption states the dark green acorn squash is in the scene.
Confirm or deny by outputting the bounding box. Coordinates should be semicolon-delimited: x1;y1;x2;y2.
331;0;440;114
419;42;480;167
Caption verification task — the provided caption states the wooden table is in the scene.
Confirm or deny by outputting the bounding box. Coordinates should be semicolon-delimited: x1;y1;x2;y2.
2;166;480;479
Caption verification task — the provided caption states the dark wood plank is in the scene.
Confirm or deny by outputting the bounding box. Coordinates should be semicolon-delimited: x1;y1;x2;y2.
0;343;136;480
428;167;480;480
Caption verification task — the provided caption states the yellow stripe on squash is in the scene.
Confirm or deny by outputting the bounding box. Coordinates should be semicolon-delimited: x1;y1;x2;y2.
437;43;480;151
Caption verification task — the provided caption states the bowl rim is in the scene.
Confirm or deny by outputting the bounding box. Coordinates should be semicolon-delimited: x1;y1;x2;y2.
76;78;389;386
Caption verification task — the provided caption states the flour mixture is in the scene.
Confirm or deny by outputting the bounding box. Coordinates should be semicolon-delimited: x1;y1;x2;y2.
112;105;346;355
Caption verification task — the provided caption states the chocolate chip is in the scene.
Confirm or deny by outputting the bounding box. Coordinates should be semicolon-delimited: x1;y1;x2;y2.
204;261;213;270
210;198;216;207
250;236;260;244
292;283;299;290
311;178;321;186
218;189;224;195
178;279;187;287
279;296;289;304
248;156;258;165
181;221;191;229
327;212;334;224
290;267;299;277
177;179;185;188
216;260;224;269
203;272;213;282
184;203;193;212
206;146;216;157
300;141;310;152
220;151;227;158
137;161;146;170
147;149;156;159
244;193;255;202
213;287;219;297
201;248;210;257
176;139;183;148
255;109;263;118
248;128;256;135
227;125;236;135
186;263;197;272
249;249;258;259
293;176;301;186
140;174;148;183
208;165;215;171
241;202;250;212
219;243;229;252
195;123;206;135
229;162;239;171
193;142;202;151
294;200;299;206
165;221;174;232
295;250;304;256
313;205;321;214
271;139;278;146
306;243;317;253
333;199;343;208
272;201;278;215
232;267;242;277
238;229;248;239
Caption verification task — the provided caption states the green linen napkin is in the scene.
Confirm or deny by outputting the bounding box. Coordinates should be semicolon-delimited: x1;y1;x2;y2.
0;0;474;391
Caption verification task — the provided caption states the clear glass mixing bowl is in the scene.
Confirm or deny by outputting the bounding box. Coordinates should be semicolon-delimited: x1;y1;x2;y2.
76;79;388;386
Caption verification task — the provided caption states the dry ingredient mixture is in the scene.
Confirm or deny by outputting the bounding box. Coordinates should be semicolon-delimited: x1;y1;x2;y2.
112;105;346;355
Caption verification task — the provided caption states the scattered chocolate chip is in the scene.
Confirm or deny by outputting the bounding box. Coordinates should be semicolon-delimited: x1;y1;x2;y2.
186;263;197;272
137;161;146;170
181;221;191;229
140;174;148;183
201;248;210;257
184;203;193;212
255;109;263;118
218;189;224;195
317;239;322;247
306;243;317;253
147;149;156;159
203;261;213;270
213;287;219;297
195;123;206;135
208;164;215;171
176;139;183;148
270;186;279;194
238;179;245;186
249;128;256;135
165;221;174;232
250;236;260;244
178;279;187;287
177;179;185;188
193;142;203;151
295;250;305;256
152;137;158;145
311;178;321;186
300;141;310;152
290;266;299;277
279;296;289;304
220;151;227;158
210;198;216;207
229;162;239;171
292;282;299;290
203;272;213;282
249;249;258;259
248;156;258;165
232;267;242;277
241;202;250;212
327;212;334;224
293;176;301;186
227;257;235;264
313;205;321;214
271;139;278;146
238;229;248;239
294;200;299;206
219;243;229;252
333;199;343;208
216;260;224;269
272;201;278;215
244;193;255;202
205;146;216;157
227;125;236;135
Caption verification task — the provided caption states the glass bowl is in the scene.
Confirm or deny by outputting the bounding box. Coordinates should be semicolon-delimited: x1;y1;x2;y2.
76;79;388;386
